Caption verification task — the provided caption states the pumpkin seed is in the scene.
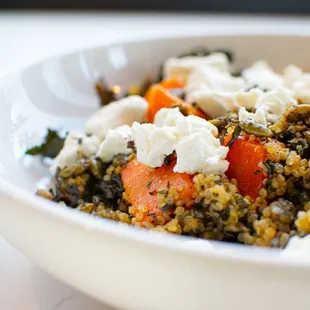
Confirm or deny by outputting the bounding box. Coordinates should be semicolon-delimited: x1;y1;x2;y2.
286;104;310;123
77;203;95;214
36;189;54;200
59;159;90;178
239;120;272;137
304;131;310;144
89;158;104;179
209;118;227;127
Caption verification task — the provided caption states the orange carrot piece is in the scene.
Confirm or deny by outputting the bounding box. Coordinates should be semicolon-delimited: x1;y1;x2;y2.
145;85;207;123
121;157;195;222
224;134;267;199
145;85;181;122
160;78;185;89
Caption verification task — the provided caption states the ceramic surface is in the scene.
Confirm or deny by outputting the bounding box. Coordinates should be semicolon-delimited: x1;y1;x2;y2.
1;34;310;310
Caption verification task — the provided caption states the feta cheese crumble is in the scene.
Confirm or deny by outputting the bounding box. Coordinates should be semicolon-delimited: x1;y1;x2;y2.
51;133;100;174
131;122;176;168
163;53;230;81
154;107;218;136
174;130;229;175
242;60;284;90
97;125;132;163
85;96;148;139
238;107;267;126
283;64;310;104
186;66;245;95
254;88;297;123
189;88;262;119
131;108;229;175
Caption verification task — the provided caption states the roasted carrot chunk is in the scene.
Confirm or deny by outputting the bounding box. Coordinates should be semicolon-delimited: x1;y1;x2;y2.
121;157;195;222
159;78;185;89
145;85;207;123
224;135;267;199
145;85;181;122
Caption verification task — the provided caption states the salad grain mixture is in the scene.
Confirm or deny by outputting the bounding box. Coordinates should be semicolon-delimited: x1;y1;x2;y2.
28;48;310;249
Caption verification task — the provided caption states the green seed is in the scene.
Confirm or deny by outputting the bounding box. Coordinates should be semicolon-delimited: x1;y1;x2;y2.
286;104;310;123
239;120;272;137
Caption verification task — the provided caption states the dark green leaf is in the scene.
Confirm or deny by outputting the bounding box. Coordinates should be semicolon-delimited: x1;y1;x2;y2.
226;126;242;148
160;204;176;212
264;159;277;179
95;78;117;106
163;154;173;167
25;129;65;158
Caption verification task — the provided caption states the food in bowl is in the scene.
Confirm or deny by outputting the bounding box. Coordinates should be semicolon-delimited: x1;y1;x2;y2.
26;48;310;249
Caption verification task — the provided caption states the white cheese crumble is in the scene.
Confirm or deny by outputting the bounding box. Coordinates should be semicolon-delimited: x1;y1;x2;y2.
185;66;245;95
283;64;310;104
254;88;297;123
154;108;218;136
96;125;132;163
238;107;267;126
174;130;229;175
283;64;303;88
85;95;148;139
163;53;230;81
189;88;262;119
131;122;176;168
154;107;184;127
50;133;100;174
242;60;284;90
131;108;228;175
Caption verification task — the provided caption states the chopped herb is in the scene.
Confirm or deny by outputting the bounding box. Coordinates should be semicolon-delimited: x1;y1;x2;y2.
127;79;153;97
163;154;173;167
92;195;101;206
220;207;231;222
264;159;277;179
25;129;66;158
127;140;135;150
94;174;124;209
146;180;153;188
137;79;153;97
287;137;310;158
158;190;169;196
245;84;269;92
160;204;176;212
226;126;242;148
77;138;83;145
95;78;117;106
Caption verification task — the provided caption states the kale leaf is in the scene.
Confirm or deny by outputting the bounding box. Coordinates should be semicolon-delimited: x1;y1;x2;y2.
25;129;65;158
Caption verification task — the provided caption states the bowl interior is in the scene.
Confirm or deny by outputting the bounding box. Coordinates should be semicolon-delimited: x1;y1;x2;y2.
2;34;310;267
2;34;310;192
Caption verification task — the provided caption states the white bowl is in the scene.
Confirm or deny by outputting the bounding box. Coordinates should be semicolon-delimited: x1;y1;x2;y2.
1;34;310;310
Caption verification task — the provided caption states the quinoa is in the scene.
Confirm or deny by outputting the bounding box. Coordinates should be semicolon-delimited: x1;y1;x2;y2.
34;105;310;250
31;56;310;250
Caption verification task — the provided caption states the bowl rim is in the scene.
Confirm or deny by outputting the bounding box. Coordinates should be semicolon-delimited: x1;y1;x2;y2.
2;32;310;271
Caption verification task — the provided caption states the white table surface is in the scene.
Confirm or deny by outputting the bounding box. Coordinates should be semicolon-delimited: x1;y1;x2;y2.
2;11;310;310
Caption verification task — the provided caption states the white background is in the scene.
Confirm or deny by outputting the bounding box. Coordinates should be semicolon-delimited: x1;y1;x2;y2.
1;12;310;310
